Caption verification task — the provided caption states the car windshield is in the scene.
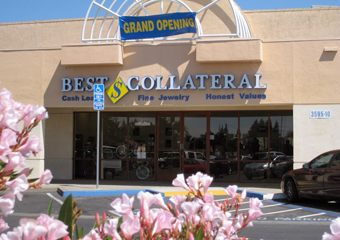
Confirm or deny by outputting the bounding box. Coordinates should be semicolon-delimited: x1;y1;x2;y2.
310;152;334;169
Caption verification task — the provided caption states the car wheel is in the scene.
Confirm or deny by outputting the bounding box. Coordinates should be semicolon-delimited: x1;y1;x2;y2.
285;178;298;202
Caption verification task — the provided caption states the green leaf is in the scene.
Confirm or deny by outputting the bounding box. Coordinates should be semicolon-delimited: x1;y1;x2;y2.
75;223;85;239
58;194;74;240
117;217;123;233
47;199;53;216
195;226;204;240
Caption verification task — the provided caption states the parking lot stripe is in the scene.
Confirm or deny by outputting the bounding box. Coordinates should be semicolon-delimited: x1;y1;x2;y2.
267;200;340;217
262;208;302;215
297;213;326;218
230;203;283;212
46;193;63;205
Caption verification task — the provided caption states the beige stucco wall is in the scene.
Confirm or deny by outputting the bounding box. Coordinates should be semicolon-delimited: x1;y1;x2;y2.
293;104;340;169
23;122;46;179
45;111;73;179
0;5;339;179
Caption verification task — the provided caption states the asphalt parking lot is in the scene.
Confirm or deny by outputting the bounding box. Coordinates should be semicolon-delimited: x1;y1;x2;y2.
2;190;339;239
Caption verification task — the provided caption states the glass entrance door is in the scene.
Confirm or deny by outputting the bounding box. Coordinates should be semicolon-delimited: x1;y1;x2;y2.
157;113;209;180
183;113;208;176
157;114;181;181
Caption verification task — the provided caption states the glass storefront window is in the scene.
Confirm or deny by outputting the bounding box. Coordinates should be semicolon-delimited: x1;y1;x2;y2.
101;113;128;180
239;111;269;182
210;112;238;180
184;114;207;175
73;110;293;182
184;114;206;150
158;115;180;150
128;113;156;180
158;115;181;175
269;111;294;180
74;113;97;179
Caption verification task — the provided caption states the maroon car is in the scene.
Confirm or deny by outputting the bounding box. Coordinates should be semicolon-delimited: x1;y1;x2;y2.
281;149;340;202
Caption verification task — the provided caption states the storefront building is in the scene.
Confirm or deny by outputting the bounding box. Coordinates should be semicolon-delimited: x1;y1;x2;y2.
1;0;339;183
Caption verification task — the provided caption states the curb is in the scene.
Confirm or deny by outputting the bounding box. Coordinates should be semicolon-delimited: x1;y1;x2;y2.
237;189;286;200
57;188;165;197
57;187;286;200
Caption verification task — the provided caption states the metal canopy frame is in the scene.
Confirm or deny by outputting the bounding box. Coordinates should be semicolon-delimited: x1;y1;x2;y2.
82;0;251;43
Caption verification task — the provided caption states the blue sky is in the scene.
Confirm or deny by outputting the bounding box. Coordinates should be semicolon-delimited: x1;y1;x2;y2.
0;0;339;23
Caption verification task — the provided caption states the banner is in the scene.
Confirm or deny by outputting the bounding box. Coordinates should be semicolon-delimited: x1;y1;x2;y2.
119;12;197;40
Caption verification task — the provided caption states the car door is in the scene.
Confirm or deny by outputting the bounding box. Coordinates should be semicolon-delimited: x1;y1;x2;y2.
297;151;335;198
184;159;199;173
323;151;340;200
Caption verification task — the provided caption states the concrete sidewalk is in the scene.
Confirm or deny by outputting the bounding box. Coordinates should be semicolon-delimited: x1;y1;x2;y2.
34;179;286;201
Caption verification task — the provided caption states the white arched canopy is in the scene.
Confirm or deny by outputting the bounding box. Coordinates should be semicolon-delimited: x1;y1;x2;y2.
82;0;251;42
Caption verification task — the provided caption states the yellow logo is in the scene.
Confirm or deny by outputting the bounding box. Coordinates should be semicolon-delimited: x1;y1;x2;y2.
106;77;129;103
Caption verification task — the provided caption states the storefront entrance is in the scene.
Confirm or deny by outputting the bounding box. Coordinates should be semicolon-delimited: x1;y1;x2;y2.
157;113;208;181
73;110;293;183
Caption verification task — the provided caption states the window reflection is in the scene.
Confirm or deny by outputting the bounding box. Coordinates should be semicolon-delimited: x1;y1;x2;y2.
240;111;269;159
184;114;206;150
128;113;156;180
210;112;238;180
101;113;128;180
239;111;269;181
183;114;207;175
73;111;293;182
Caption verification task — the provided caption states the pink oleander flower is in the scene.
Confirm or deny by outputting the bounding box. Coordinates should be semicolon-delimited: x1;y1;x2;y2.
151;210;175;235
201;202;221;222
37;214;69;240
169;195;186;211
20;218;48;240
323;217;340;240
0;129;17;162
0;217;9;232
120;217;140;240
200;173;213;194
219;218;241;240
110;193;134;215
172;174;191;191
225;185;239;204
0;192;16;216
17;168;31;177
3;152;26;175
201;192;214;204
5;174;29;201
34;169;53;186
104;218;121;240
245;205;263;225
186;173;201;191
249;197;263;210
0;226;23;240
0;88;13;108
137;191;169;211
83;229;102;240
185;172;213;193
17;135;41;158
22;105;48;128
181;201;201;220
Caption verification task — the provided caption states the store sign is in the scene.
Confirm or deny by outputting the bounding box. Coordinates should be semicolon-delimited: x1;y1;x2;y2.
106;77;129;103
61;73;267;103
119;12;197;40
